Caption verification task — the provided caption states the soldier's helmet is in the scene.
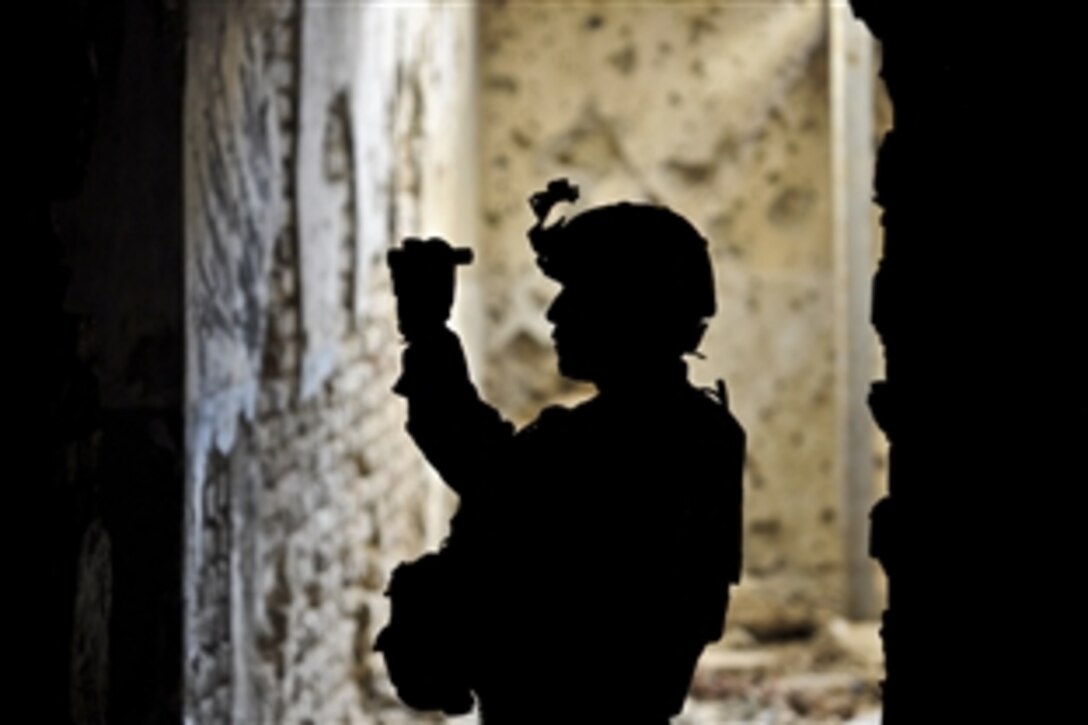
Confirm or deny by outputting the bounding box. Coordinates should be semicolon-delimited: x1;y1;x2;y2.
529;186;716;355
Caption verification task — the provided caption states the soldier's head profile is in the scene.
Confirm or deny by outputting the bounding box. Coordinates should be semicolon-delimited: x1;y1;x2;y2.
532;199;717;383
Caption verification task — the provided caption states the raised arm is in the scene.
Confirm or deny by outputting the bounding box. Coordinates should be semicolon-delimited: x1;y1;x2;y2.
393;326;513;495
388;238;514;495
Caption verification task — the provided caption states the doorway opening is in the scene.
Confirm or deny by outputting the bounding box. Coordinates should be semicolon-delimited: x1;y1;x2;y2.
182;2;888;722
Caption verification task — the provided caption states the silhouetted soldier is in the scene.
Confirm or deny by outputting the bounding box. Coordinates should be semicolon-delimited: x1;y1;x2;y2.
376;180;745;724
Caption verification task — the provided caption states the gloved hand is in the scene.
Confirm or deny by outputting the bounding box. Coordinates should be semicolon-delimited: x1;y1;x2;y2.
387;237;473;341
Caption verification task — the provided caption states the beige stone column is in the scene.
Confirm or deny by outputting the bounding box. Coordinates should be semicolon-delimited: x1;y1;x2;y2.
829;0;879;620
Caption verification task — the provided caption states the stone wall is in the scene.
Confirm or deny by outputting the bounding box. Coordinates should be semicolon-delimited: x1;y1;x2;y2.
184;2;292;718
852;4;1081;722
478;0;849;633
184;1;477;721
38;0;187;721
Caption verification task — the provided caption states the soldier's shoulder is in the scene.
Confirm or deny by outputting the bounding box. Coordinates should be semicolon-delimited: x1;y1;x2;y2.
685;380;746;438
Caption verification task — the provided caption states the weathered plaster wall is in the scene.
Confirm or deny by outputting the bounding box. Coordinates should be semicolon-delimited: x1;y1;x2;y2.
478;0;843;632
184;2;290;718
184;1;477;721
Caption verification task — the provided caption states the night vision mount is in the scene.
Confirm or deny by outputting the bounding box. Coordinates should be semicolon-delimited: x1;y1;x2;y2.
527;178;579;276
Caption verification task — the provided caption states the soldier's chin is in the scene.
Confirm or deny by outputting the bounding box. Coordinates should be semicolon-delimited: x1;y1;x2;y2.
556;353;594;382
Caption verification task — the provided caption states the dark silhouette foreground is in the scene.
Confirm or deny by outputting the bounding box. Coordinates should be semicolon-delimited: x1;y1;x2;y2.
376;180;745;723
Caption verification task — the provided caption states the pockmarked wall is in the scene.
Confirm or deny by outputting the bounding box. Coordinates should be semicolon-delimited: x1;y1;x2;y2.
184;1;477;721
478;0;843;634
